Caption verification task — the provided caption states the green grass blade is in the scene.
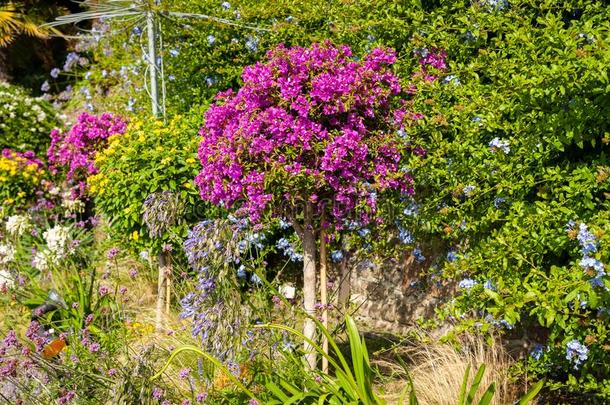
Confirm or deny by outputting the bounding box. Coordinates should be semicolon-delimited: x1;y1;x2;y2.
459;364;471;405
517;380;545;404
477;382;496;405
467;364;487;405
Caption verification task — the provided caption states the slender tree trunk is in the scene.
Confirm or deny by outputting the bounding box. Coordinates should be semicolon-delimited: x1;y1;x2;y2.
319;227;329;373
337;252;351;309
156;251;168;330
165;254;172;314
301;225;318;370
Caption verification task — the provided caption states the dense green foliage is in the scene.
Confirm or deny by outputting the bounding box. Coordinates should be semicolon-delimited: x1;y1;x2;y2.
89;112;205;252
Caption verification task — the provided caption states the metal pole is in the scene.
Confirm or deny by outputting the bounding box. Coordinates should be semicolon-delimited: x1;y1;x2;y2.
146;9;159;117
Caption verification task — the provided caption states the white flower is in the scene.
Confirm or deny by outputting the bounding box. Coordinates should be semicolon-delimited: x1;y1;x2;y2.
61;194;85;214
43;225;71;256
32;250;50;271
0;270;13;288
5;214;30;237
0;243;15;264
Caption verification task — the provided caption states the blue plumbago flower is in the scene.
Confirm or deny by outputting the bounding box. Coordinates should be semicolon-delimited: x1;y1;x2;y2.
462;30;476;43
447;250;458;262
207;35;216;45
168;74;176;81
403;201;418;217
459;278;478;289
565;220;576;231
530;344;545;360
489;137;510;154
493;197;506;208
50;68;61;78
397;223;413;244
463;185;476;197
205;75;217;87
412;248;425;263
275;238;303;262
169;48;179;57
101;70;108;78
589;276;608;290
484;314;513;329
278;218;291;229
358;228;371;238
221;1;231;10
285;15;294;22
366;34;375;43
40;81;50;92
479;0;509;12
132;26;142;35
396;127;407;138
597;306;610;317
85;102;94;111
84;71;92;80
577;223;597;254
330;250;344;263
577;33;595;45
442;74;460;85
413;48;429;58
565;339;588;369
245;36;259;52
483;279;495;290
580;256;605;276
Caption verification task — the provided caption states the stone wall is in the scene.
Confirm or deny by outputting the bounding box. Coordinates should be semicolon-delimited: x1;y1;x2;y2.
347;254;455;336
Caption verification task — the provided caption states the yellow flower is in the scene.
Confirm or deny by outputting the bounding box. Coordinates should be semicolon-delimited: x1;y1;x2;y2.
186;157;197;164
132;230;139;241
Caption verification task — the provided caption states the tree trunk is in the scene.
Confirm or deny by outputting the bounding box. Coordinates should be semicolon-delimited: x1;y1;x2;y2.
301;225;318;370
156;251;169;330
337;249;351;309
319;228;329;373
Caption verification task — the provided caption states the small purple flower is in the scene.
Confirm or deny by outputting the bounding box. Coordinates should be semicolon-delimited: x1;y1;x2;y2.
41;81;50;92
107;247;120;259
129;268;139;279
108;368;118;376
179;367;191;379
88;342;100;353
221;1;231;10
196;392;207;403
248;399;259;405
98;285;109;296
58;390;76;404
152;387;164;399
50;68;61;78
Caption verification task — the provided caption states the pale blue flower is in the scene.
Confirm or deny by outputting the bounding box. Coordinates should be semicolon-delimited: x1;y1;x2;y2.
565;339;588;369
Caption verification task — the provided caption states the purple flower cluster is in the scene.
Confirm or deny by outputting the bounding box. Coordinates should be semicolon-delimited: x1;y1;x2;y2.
195;42;416;226
47;112;127;182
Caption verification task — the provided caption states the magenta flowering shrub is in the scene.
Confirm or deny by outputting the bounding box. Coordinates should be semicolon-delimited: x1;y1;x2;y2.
47;112;127;183
195;41;416;228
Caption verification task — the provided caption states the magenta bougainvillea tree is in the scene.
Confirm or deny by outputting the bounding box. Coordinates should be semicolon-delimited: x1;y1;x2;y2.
196;42;416;226
195;41;425;367
48;112;126;178
47;112;126;196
